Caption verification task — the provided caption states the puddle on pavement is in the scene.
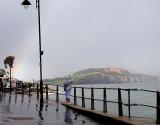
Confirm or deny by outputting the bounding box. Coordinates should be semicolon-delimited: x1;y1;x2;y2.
0;93;105;125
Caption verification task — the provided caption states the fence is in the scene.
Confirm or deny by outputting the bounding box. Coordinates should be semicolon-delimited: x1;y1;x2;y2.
51;85;160;123
1;83;160;123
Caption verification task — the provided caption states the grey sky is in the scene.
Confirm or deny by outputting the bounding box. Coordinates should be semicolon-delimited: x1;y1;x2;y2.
0;0;160;81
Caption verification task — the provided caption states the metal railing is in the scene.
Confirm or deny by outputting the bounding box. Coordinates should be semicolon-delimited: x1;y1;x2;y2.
1;83;159;123
51;85;160;123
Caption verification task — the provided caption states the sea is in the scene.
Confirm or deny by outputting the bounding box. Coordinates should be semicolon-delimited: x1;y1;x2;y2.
49;81;160;120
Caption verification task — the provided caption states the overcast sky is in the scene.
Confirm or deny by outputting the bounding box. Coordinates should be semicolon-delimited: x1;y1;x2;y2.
0;0;160;81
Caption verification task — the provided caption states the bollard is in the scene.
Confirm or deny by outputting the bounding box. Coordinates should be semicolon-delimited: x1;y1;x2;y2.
82;87;85;107
37;84;39;98
74;87;77;105
128;89;131;118
118;88;123;116
46;84;48;100
103;88;107;113
56;85;59;101
157;91;160;123
91;88;94;110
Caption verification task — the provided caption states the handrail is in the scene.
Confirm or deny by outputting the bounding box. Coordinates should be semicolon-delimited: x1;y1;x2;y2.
10;83;160;123
52;85;157;109
49;84;160;123
51;84;157;93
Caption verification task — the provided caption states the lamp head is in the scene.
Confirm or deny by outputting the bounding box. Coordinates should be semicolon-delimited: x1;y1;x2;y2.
21;0;31;9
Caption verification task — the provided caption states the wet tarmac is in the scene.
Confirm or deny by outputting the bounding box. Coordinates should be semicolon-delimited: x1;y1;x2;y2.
0;92;105;125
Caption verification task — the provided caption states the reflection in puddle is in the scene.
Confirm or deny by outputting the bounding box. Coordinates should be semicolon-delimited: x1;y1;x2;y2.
56;102;60;120
74;113;79;120
64;107;72;124
39;99;44;120
28;96;31;107
45;100;48;111
0;93;104;125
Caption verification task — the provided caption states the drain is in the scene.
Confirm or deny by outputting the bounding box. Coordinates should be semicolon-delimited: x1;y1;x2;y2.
7;117;35;120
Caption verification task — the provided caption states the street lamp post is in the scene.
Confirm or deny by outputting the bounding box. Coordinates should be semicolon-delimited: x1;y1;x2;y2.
21;0;44;103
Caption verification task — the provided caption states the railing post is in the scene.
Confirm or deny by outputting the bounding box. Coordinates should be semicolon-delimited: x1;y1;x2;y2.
157;91;160;123
118;88;123;116
1;81;3;92
46;84;48;100
29;83;31;96
103;88;107;113
22;82;24;94
37;84;39;98
74;87;77;105
82;87;85;107
15;83;17;94
128;89;131;118
4;83;6;93
91;88;94;110
56;85;59;101
15;93;17;104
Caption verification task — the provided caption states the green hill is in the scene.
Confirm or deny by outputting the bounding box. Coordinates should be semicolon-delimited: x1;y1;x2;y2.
43;68;103;85
43;68;158;85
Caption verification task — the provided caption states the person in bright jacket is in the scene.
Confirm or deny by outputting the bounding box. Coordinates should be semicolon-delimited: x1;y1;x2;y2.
64;76;73;103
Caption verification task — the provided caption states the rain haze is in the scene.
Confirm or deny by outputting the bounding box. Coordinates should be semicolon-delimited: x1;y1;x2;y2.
0;0;160;81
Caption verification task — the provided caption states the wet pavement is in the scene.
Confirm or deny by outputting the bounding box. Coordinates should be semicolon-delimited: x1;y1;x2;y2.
0;92;104;125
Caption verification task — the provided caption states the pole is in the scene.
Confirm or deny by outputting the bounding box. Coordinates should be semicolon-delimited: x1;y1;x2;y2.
46;84;48;100
74;87;77;105
82;87;85;108
37;84;39;98
56;85;59;101
103;88;107;113
10;67;12;93
118;88;123;116
37;0;43;103
128;89;131;118
157;91;160;123
91;88;94;110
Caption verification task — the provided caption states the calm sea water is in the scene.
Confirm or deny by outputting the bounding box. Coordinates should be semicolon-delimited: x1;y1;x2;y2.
50;82;160;120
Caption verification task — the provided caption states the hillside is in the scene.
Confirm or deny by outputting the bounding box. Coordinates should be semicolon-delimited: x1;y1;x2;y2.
43;67;159;85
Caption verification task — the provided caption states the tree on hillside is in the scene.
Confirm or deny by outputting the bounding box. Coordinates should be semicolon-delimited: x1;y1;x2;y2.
4;56;15;91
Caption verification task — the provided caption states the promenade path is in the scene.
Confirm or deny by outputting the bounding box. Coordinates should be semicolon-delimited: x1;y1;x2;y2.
1;92;160;125
0;92;104;125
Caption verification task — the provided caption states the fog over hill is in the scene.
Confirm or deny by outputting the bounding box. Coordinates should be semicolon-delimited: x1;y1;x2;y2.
43;67;159;85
